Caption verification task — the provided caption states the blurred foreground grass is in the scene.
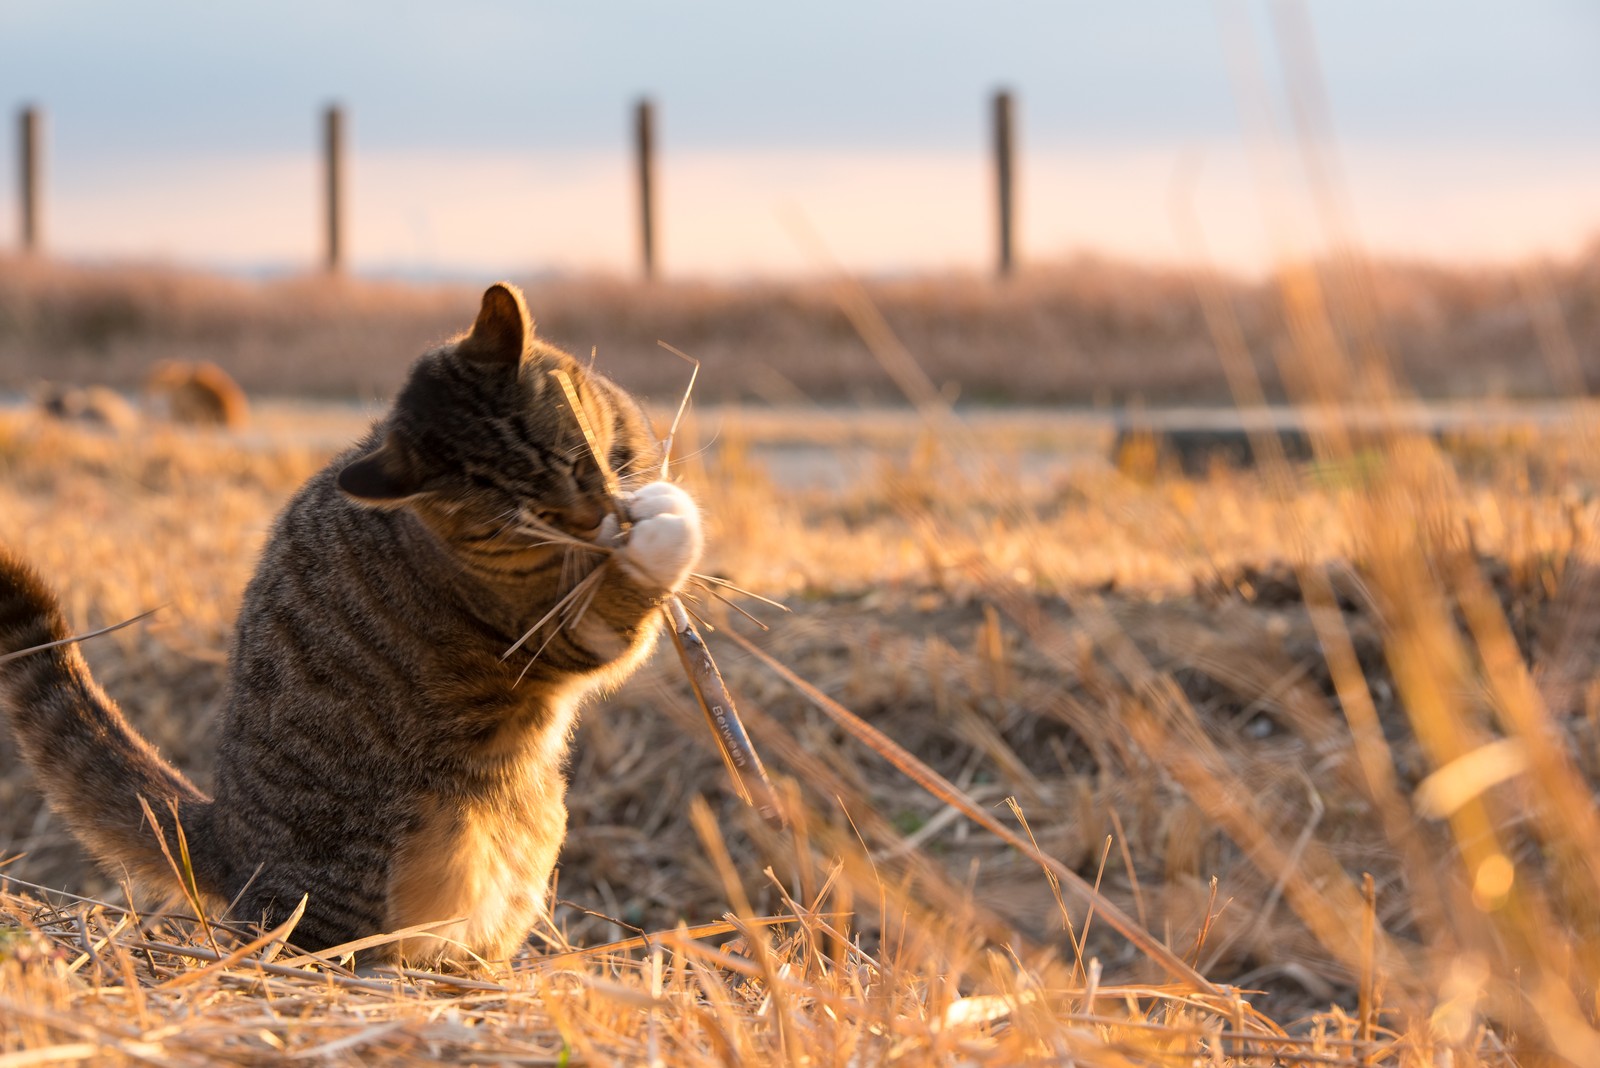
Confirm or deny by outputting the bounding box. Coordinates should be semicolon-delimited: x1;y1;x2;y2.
4;400;1600;1063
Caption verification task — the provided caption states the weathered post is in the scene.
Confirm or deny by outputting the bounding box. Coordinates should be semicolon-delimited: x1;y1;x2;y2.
323;103;344;273
635;97;656;279
992;89;1015;278
19;105;41;254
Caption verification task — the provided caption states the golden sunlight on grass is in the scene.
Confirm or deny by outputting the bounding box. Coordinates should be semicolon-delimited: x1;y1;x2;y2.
5;391;1600;1062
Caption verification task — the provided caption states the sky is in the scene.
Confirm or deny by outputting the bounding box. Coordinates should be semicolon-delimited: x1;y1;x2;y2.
2;1;1598;278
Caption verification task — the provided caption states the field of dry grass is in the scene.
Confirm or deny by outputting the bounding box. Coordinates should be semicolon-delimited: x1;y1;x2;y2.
8;242;1600;1062
2;245;1599;405
5;371;1600;1063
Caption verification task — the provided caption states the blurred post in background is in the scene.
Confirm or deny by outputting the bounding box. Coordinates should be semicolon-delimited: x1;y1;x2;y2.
18;105;41;254
636;96;657;280
993;88;1015;278
323;103;345;273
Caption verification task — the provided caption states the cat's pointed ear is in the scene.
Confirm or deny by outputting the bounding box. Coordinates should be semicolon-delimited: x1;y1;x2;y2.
337;435;424;505
457;282;533;367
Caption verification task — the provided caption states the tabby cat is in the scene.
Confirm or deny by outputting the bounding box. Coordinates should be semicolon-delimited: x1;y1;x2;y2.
0;283;702;964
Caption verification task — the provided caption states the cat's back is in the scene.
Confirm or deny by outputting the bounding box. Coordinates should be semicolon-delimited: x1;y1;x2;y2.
221;436;490;768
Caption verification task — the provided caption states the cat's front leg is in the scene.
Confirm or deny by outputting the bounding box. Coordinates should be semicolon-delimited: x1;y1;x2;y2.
543;482;703;682
603;481;703;596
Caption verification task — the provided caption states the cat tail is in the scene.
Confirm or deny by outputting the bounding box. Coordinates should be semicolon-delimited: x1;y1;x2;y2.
0;547;221;896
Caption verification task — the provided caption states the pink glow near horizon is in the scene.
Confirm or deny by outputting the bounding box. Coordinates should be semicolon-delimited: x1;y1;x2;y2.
5;144;1599;279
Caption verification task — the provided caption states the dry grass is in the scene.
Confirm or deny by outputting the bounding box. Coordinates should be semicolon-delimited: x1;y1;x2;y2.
3;244;1600;404
7;233;1600;1063
4;376;1600;1062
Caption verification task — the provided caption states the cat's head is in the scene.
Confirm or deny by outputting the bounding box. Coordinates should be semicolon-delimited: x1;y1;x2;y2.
336;283;658;540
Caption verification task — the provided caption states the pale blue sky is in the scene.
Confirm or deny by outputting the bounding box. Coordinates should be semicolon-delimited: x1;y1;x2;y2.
3;1;1598;275
6;1;1597;153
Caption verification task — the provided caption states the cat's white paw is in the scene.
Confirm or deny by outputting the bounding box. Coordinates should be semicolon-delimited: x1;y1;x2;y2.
616;481;702;592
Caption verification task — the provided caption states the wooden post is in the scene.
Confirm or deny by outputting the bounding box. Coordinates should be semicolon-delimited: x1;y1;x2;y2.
992;89;1015;278
635;97;656;279
19;106;40;254
323;103;344;273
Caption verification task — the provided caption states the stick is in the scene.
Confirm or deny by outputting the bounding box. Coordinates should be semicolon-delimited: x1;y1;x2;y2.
664;598;785;829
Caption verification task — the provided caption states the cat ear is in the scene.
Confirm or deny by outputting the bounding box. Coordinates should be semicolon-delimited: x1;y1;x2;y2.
457;282;533;367
337;435;424;505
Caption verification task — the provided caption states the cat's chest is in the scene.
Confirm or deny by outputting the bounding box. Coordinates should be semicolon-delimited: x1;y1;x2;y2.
386;749;573;964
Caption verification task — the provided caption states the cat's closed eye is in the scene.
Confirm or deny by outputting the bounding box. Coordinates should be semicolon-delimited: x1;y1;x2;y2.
609;442;640;478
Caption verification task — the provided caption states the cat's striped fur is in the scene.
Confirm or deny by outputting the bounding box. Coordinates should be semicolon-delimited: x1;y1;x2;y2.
0;283;702;964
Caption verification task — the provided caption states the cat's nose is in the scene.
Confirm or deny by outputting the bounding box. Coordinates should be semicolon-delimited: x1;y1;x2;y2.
554;499;607;537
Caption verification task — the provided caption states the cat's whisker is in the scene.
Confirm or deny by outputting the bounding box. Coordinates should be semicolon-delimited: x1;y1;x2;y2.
690;573;792;612
678;602;715;633
516;535;606;553
653;428;724;473
567;549;590;600
660;445;710;469
502;569;605;661
512;568;609;686
513;532;610;557
514;514;611;554
560;564;604;621
613;452;662;480
512;524;609;555
515;629;563;686
688;582;772;632
491;504;521;526
484;508;527;545
562;569;606;632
